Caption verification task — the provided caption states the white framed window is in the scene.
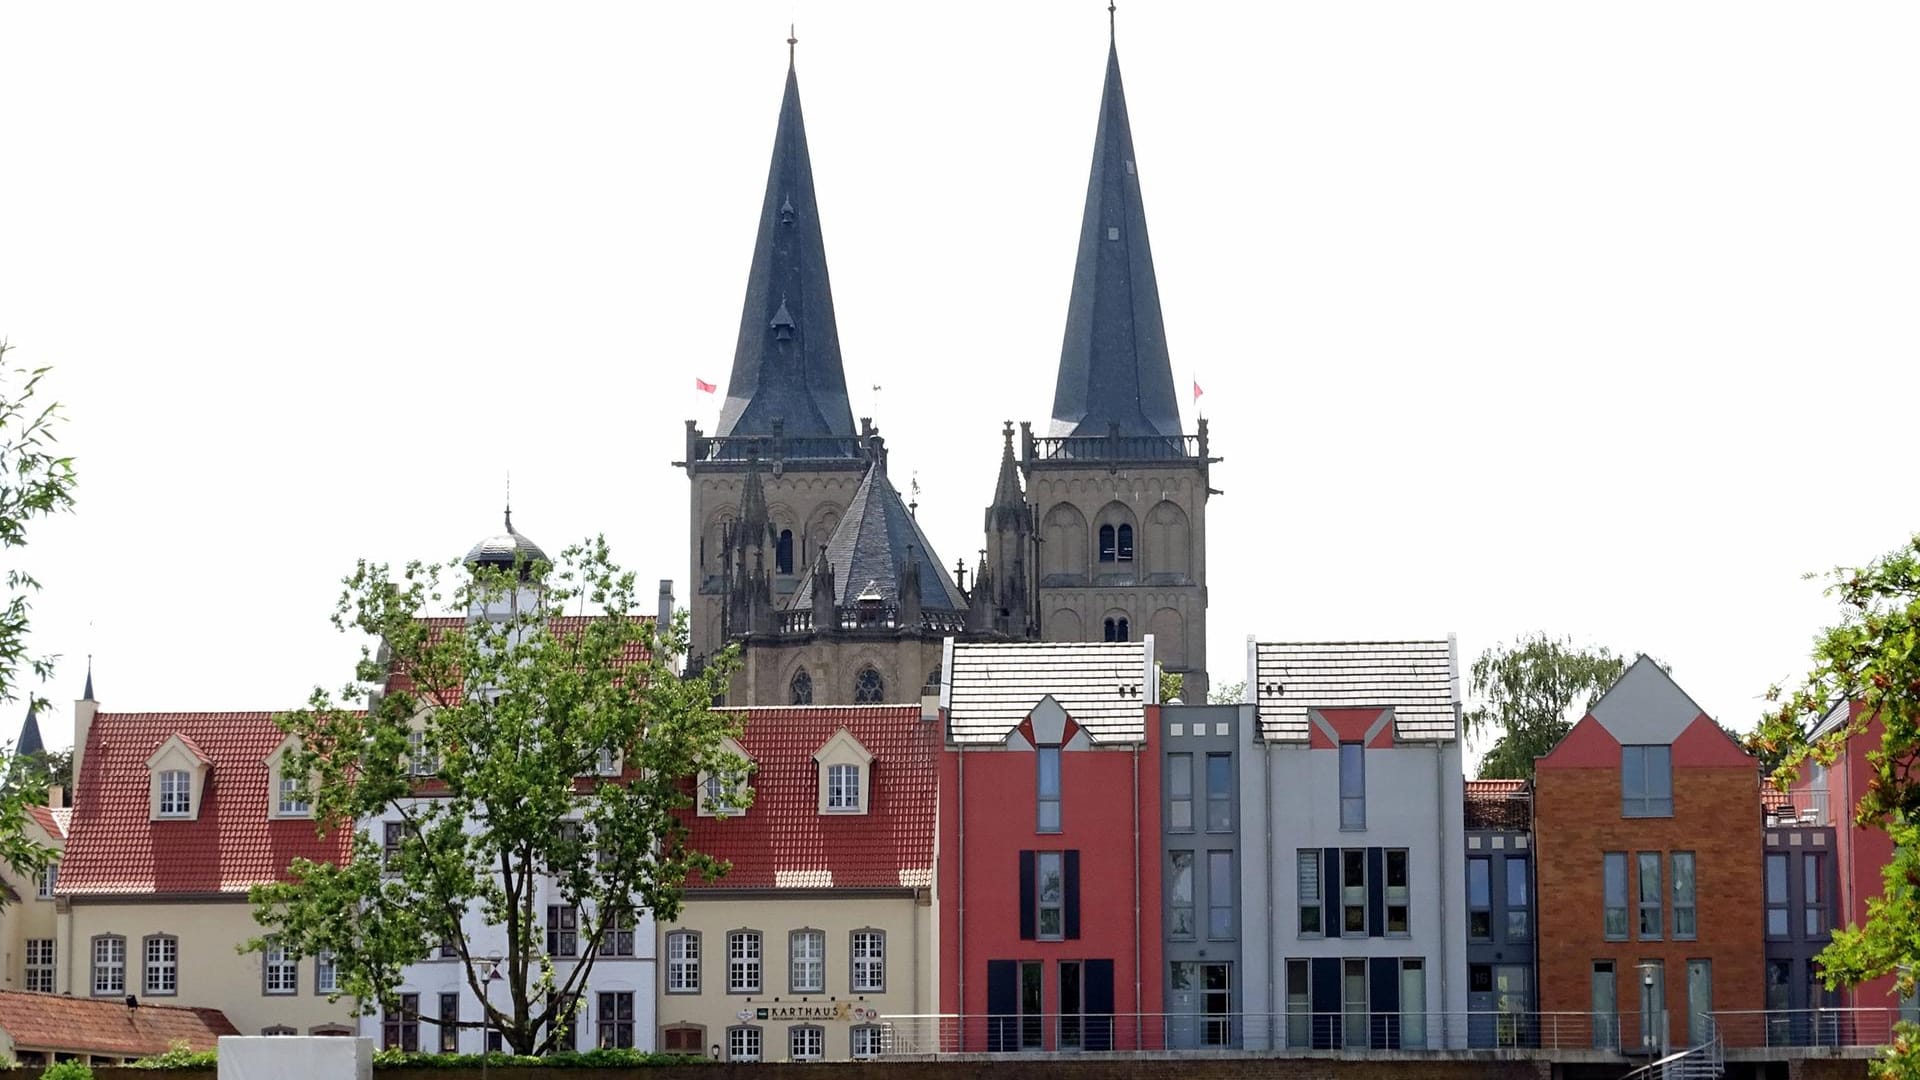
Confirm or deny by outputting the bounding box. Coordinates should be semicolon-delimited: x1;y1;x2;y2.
92;935;126;995
315;951;338;994
790;930;825;993
727;1025;762;1062
789;1024;824;1061
25;939;55;993
851;930;885;993
37;860;56;899
826;763;860;811
265;938;298;995
728;930;762;994
851;1024;884;1059
158;770;192;816
666;931;700;993
278;774;310;816
144;935;179;995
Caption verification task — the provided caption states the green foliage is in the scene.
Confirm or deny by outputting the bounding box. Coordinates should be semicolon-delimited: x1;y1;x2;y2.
128;1042;217;1069
0;345;77;712
41;1061;94;1080
1207;680;1247;705
369;1049;707;1068
1752;534;1920;1079
1465;634;1627;779
245;539;744;1056
1159;670;1184;702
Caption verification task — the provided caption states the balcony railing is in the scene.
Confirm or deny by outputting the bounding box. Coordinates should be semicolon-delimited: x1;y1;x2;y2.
1763;786;1832;827
1029;433;1202;465
1711;1007;1901;1049
772;606;969;636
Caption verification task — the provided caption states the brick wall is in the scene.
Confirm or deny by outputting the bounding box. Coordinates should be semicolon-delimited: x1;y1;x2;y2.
1535;764;1764;1038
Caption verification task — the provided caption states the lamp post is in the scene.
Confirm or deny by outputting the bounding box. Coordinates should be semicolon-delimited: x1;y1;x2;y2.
1635;963;1661;1054
470;956;503;1080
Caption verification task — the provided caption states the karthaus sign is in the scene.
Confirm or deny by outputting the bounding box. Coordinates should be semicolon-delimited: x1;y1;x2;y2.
739;1002;879;1023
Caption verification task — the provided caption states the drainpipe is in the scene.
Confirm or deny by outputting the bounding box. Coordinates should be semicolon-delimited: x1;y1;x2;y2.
956;746;965;1040
1133;742;1142;1049
1263;731;1275;1049
1436;741;1450;1047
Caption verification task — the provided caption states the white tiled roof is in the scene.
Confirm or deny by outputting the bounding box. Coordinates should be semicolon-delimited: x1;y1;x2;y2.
946;641;1151;744
1254;640;1458;742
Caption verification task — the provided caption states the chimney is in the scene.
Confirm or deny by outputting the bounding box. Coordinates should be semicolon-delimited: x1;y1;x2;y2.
47;785;63;809
71;689;98;808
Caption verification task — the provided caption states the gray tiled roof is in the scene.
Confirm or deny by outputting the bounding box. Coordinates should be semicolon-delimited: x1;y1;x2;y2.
946;640;1151;745
790;463;966;611
1254;640;1459;743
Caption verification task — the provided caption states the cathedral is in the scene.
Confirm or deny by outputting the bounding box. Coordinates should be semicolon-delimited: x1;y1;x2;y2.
678;23;1218;706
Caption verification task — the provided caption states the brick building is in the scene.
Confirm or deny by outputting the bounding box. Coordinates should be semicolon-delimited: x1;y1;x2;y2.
1534;656;1762;1055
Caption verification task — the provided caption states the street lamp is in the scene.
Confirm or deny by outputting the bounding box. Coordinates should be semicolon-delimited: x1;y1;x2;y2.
470;956;504;1080
1635;963;1661;1053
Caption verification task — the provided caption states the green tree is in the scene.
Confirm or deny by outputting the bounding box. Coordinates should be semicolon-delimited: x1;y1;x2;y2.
1160;670;1184;703
246;539;746;1055
1465;634;1627;779
1753;534;1920;1079
1208;681;1247;705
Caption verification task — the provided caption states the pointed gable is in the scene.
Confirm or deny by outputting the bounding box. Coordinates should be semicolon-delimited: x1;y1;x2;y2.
1050;41;1183;440
790;461;967;611
715;60;857;442
1586;655;1711;746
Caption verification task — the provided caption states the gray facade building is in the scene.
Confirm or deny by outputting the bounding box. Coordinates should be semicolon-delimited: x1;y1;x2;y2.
1762;804;1839;1039
1462;780;1536;1047
1159;703;1244;1048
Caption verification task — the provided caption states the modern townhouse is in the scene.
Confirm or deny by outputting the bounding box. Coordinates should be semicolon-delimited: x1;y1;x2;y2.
1158;701;1244;1049
1462;778;1537;1046
1238;638;1469;1051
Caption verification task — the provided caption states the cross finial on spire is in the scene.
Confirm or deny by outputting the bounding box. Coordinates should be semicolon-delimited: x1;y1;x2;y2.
788;23;797;65
1109;0;1117;41
504;470;513;531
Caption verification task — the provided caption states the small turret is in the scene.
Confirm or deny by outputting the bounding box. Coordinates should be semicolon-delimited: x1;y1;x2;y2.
981;422;1034;639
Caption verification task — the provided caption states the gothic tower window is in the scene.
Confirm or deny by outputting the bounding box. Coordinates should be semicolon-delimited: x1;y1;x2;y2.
1103;617;1130;642
1116;524;1134;561
790;670;813;706
853;667;885;704
1099;524;1117;563
776;530;795;575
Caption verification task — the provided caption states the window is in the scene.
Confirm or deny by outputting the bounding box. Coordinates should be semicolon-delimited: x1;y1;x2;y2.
789;1025;824;1061
1339;743;1365;829
439;993;460;1053
1387;849;1411;935
1342;958;1368;1049
597;991;634;1049
1019;960;1044;1050
825;763;860;811
1297;850;1322;936
853;667;885;703
1205;753;1232;831
851;1024;884;1059
789;669;812;705
265;938;298;994
1208;851;1234;938
790;930;825;993
851;930;885;993
1170;850;1196;938
727;1025;762;1062
1401;958;1427;1049
439;935;459;959
316;952;338;994
1603;852;1628;940
666;931;700;993
1805;853;1828;937
547;905;577;957
661;1026;705;1054
1037;851;1065;940
1168;754;1193;831
158;769;192;816
143;935;178;995
1103;616;1130;641
1116;523;1134;561
91;934;126;995
37;859;57;899
1622;744;1674;817
728;930;762;993
1285;959;1311;1047
25;939;54;993
384;994;420;1052
776;530;794;575
1468;856;1491;941
1506;857;1530;941
1099;524;1117;562
1341;849;1367;935
1671;852;1696;940
598;909;635;957
1766;853;1790;936
1037;747;1062;832
1637;851;1662;939
383;821;404;867
278;773;310;816
595;747;620;776
406;729;437;776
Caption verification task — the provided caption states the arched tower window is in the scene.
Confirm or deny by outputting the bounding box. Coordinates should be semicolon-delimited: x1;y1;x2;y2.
1116;524;1134;562
776;530;795;575
790;670;813;706
1099;524;1117;563
853;667;885;704
1103;617;1130;642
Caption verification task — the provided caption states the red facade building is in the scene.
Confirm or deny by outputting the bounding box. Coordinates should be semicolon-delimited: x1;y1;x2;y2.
937;640;1164;1052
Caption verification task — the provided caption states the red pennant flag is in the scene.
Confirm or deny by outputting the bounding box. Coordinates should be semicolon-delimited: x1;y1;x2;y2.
695;378;717;394
1192;380;1204;402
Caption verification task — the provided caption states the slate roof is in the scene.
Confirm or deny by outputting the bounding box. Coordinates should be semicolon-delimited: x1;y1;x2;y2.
682;706;935;889
1049;41;1183;441
945;640;1152;745
1254;640;1459;742
15;706;43;759
61;712;352;896
0;988;237;1057
790;463;966;610
464;508;549;570
715;60;856;441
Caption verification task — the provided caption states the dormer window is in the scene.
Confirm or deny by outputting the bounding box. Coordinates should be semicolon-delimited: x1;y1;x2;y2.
147;734;211;822
814;729;873;816
158;770;192;816
406;729;438;777
698;737;754;818
278;775;310;817
267;735;313;819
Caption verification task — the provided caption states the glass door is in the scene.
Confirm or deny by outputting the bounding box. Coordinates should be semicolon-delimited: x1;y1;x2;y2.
1686;960;1712;1047
1020;961;1044;1050
1059;961;1083;1050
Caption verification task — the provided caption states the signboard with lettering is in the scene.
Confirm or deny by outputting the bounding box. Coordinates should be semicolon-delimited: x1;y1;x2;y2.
744;1003;879;1023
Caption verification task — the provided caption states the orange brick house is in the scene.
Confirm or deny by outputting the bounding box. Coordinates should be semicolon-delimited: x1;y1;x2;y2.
1534;656;1762;1055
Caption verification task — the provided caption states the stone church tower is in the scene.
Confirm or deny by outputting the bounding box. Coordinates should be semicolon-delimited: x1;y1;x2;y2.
983;31;1218;698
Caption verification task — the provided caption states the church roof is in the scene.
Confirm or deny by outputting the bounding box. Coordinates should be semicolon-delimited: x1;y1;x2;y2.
1049;40;1183;440
464;509;548;571
791;462;966;612
15;706;43;759
715;58;856;442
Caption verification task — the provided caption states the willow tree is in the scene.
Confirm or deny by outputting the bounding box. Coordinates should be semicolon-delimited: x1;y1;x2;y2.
247;538;745;1054
1465;634;1627;779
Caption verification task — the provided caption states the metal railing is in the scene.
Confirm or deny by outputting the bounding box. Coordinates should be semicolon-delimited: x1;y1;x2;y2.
1711;1007;1900;1049
772;605;970;636
1623;1015;1723;1080
1762;786;1831;827
875;1010;1656;1055
1029;433;1202;464
690;434;868;464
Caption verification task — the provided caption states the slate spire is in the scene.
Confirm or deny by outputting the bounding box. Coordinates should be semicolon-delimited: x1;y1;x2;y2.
16;706;44;760
715;51;857;441
1048;36;1183;440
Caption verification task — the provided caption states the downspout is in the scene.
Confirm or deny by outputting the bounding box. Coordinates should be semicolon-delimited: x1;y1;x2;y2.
956;746;965;1035
1264;733;1275;1048
1133;742;1142;1050
1435;741;1450;1047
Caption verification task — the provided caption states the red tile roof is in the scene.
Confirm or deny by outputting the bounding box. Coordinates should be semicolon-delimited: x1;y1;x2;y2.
682;706;936;890
0;988;237;1057
1464;778;1531;831
1465;779;1526;796
62;712;352;896
27;805;66;841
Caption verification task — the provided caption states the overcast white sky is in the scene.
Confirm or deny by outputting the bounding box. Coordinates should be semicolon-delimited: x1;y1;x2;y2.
4;3;1916;758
